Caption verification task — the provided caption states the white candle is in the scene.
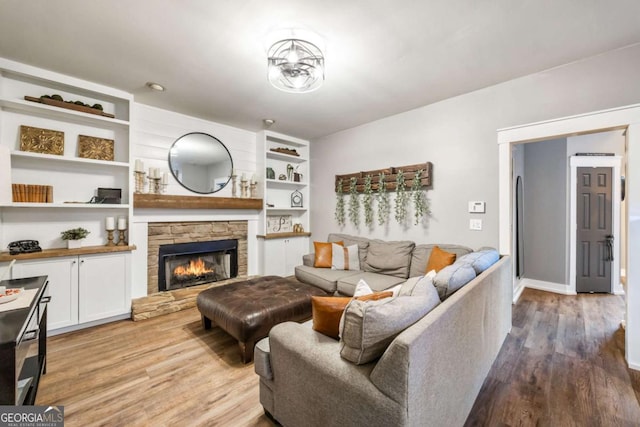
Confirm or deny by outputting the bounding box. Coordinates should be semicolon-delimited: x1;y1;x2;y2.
117;217;127;230
232;168;236;177
148;167;154;178
135;159;144;172
162;172;168;185
241;173;246;181
105;216;115;230
251;174;256;184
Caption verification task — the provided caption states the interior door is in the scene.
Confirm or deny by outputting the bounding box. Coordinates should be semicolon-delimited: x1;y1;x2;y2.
576;167;613;293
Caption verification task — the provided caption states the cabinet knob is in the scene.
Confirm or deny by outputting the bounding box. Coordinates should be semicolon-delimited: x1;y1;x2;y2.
80;259;85;264
72;260;77;265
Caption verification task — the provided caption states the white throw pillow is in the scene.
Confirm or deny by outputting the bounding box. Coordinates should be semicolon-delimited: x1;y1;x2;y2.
353;278;373;297
331;243;360;271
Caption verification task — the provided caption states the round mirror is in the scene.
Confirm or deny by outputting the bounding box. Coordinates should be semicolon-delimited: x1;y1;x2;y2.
168;132;233;194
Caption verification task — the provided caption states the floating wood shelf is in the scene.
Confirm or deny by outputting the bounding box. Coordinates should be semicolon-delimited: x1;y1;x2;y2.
0;245;136;262
257;232;312;240
134;194;263;210
335;162;432;193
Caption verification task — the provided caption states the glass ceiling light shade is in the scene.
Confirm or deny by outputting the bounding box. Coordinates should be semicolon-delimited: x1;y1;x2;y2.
268;39;324;93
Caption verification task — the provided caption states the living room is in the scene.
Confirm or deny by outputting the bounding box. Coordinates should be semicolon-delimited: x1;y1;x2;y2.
1;1;640;426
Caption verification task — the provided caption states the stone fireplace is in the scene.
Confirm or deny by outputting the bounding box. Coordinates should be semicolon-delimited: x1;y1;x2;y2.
158;239;238;291
147;221;248;295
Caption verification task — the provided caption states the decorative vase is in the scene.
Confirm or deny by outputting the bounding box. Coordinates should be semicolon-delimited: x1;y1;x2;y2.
67;239;82;249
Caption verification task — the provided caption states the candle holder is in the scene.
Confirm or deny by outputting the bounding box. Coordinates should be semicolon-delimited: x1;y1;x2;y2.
241;178;249;198
231;174;238;197
134;171;146;193
106;229;115;246
147;176;161;194
116;229;127;246
250;182;257;198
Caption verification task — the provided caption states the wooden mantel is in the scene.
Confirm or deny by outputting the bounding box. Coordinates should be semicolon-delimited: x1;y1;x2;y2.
133;194;263;210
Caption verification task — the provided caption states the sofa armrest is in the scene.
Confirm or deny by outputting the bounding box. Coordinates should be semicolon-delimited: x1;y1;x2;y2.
302;253;315;267
268;321;403;426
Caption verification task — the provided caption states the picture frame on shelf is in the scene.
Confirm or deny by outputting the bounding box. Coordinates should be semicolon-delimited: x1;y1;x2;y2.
78;135;115;161
19;125;64;155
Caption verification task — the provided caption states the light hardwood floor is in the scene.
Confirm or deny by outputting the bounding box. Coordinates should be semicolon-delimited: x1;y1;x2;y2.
38;289;640;426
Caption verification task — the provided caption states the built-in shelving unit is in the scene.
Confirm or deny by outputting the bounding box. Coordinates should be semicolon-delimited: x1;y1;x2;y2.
256;131;311;276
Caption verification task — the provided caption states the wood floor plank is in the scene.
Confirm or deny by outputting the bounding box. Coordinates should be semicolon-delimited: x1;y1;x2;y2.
37;288;640;426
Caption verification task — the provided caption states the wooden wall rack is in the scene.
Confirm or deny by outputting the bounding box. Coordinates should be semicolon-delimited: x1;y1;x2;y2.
334;162;432;193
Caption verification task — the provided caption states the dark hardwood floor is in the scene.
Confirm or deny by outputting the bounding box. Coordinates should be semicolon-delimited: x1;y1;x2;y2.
37;288;640;426
466;288;640;426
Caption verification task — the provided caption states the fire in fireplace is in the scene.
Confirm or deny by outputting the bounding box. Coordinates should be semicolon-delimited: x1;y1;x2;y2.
158;239;238;291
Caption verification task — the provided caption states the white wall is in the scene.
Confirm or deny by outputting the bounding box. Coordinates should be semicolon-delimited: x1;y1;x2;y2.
311;44;640;248
130;104;260;298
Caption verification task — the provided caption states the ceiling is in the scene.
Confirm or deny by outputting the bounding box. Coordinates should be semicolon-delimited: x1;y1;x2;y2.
1;1;640;140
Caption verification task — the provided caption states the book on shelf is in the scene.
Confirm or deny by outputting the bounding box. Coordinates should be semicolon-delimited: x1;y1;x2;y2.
12;184;53;203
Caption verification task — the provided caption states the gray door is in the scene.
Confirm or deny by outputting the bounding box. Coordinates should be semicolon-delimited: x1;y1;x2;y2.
576;167;613;293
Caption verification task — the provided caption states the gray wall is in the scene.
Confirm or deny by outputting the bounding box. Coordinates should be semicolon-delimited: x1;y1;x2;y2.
523;138;567;284
310;43;640;249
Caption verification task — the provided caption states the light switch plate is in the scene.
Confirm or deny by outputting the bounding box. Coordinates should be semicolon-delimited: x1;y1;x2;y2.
470;219;483;231
468;201;486;213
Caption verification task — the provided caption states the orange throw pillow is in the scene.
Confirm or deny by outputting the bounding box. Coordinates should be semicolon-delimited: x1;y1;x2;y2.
426;246;456;273
311;291;394;339
313;241;343;268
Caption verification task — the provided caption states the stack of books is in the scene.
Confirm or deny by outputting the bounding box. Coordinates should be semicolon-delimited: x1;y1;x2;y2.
11;184;53;203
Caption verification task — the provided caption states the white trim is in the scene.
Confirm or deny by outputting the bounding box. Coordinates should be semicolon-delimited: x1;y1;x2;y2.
513;279;525;304
497;103;640;371
48;313;131;336
522;278;576;295
568;156;621;294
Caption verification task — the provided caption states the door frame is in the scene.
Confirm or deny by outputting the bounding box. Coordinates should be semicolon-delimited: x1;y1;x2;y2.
497;102;640;370
569;156;621;294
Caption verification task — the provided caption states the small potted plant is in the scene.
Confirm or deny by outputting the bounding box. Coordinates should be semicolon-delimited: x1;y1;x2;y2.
61;227;90;249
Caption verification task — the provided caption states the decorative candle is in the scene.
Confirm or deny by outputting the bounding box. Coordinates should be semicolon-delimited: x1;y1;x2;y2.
135;159;144;172
232;168;236;176
241;173;246;181
105;216;115;230
162;172;168;185
251;174;256;184
117;217;127;230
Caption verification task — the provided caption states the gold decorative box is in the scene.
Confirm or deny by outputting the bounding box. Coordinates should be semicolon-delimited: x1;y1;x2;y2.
19;125;64;155
78;135;114;161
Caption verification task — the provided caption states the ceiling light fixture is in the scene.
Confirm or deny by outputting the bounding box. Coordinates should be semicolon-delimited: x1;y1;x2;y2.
267;39;324;93
263;118;276;127
146;82;165;92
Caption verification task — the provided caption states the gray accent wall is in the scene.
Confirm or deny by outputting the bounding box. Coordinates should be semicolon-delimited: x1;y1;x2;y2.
310;43;640;250
523;139;567;284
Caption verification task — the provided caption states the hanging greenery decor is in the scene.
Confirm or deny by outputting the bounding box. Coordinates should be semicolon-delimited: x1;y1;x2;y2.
362;174;374;228
411;169;430;225
348;176;360;226
335;178;345;226
394;169;409;224
377;172;390;225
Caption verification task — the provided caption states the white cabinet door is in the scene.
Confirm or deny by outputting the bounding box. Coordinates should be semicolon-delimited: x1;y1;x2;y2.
11;257;79;330
263;239;286;276
78;253;129;323
284;237;308;276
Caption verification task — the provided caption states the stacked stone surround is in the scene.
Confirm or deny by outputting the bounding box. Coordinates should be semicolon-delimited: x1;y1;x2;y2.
134;220;248;320
147;220;248;295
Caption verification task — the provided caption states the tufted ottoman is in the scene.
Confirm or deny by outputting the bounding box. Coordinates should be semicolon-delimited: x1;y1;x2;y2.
196;275;328;363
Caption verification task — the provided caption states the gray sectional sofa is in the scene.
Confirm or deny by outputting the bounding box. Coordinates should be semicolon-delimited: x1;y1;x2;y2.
255;233;512;426
294;233;474;296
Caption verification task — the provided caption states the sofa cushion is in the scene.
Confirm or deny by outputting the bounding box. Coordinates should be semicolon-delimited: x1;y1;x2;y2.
426;246;457;273
398;275;438;298
363;240;415;278
457;249;499;274
295;265;360;294
254;337;272;380
337;272;406;296
313;241;343;268
433;262;476;300
331;243;360;271
339;281;440;364
328;233;370;266
311;293;393;339
409;244;474;278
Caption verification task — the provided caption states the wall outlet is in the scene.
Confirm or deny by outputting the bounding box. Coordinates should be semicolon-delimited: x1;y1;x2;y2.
469;219;483;231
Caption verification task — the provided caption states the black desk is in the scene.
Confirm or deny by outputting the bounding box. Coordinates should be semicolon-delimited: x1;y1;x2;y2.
0;276;49;405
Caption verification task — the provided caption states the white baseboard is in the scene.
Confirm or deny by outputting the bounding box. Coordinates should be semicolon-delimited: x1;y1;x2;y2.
628;360;640;371
522;278;576;295
614;282;626;295
49;312;131;336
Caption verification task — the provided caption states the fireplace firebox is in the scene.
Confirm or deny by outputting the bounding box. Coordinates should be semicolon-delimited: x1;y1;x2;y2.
158;239;238;291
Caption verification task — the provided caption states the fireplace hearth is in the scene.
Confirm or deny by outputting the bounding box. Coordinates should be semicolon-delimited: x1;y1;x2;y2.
158;239;238;291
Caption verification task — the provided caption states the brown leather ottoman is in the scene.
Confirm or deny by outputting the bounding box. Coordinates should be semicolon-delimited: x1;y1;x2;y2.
196;276;328;363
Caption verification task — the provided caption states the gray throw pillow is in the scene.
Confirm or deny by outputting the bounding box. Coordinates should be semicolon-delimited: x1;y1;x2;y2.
363;240;415;278
339;280;440;365
457;249;499;275
434;263;476;300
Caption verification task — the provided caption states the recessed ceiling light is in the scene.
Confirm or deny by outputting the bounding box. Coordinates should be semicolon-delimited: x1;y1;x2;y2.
263;119;276;127
146;82;165;92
